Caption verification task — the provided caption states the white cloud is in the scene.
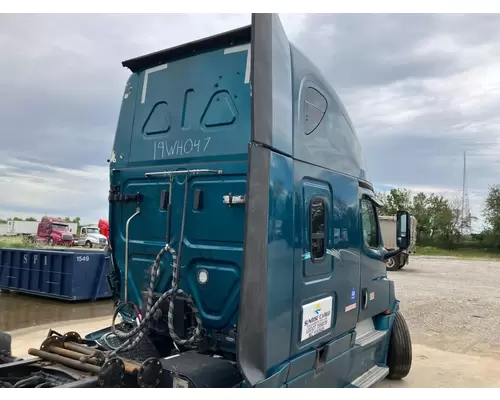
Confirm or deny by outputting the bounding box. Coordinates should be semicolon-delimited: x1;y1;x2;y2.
0;158;108;224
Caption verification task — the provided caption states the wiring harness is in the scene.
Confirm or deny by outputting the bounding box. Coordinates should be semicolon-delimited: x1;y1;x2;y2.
102;175;204;358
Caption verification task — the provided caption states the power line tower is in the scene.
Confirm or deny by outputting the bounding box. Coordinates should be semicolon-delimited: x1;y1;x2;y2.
461;150;472;236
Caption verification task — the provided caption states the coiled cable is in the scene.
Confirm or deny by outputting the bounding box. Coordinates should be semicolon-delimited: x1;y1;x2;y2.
105;174;203;358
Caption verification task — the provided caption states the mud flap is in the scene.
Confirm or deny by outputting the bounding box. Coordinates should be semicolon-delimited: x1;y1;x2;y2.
237;13;293;387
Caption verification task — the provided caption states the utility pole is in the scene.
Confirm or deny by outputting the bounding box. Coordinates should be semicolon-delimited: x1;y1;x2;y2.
461;151;472;236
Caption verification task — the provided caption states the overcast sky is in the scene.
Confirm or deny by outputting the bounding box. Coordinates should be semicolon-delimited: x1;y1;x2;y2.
1;13;499;231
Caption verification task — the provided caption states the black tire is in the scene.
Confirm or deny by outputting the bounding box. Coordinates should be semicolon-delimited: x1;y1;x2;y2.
48;237;54;246
386;311;412;380
386;254;400;271
85;241;93;248
399;253;409;269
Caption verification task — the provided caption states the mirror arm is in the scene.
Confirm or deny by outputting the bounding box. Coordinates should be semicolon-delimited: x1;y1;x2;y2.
382;248;403;261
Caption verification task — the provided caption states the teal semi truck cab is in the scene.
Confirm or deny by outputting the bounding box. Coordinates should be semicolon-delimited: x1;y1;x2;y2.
0;13;413;388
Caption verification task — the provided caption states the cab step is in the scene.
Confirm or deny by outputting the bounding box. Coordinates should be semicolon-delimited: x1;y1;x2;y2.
350;365;389;388
355;329;386;347
354;318;387;347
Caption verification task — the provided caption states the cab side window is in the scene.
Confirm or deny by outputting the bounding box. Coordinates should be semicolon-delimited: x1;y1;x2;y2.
304;87;328;135
360;198;379;249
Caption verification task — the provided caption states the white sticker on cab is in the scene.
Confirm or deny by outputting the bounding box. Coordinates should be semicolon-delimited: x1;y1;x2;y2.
300;296;333;342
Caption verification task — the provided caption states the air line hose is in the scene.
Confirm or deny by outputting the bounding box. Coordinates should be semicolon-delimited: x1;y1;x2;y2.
105;175;203;358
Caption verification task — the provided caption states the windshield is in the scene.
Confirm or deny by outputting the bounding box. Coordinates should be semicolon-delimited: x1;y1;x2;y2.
86;228;100;234
52;223;69;231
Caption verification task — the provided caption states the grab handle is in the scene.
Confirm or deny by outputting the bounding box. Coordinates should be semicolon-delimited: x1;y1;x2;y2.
223;193;246;207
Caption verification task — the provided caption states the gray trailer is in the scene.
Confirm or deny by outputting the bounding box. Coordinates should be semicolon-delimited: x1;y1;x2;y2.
380;215;417;271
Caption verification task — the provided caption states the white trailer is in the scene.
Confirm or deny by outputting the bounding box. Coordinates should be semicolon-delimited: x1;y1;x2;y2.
380;215;417;271
0;224;9;236
7;220;39;235
6;220;78;236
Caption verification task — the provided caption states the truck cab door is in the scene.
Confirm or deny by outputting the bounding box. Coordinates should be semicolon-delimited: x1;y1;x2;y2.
284;178;361;387
358;194;390;321
79;228;86;246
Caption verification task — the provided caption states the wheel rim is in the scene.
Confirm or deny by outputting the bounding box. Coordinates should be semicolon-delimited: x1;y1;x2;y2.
386;257;395;268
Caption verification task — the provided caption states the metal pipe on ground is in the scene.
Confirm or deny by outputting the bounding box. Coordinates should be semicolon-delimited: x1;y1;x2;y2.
63;342;99;356
51;345;139;373
28;348;101;374
48;346;102;366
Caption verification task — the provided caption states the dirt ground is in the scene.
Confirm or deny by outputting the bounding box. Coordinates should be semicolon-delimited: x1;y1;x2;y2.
378;256;500;387
5;256;500;387
7;316;113;359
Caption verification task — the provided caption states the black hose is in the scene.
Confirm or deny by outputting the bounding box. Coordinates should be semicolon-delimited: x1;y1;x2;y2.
106;241;121;303
13;375;46;388
35;382;54;388
106;173;203;357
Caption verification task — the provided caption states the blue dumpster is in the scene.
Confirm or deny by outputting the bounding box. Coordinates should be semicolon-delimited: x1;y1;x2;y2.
0;248;112;301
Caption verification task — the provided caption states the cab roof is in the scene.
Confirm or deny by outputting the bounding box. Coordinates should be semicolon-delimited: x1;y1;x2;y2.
122;24;251;73
43;216;68;223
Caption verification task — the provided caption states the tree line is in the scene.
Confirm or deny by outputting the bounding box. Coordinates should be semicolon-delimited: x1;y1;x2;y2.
376;185;500;250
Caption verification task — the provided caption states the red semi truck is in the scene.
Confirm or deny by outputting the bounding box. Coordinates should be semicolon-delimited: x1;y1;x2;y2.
34;216;75;246
98;219;109;240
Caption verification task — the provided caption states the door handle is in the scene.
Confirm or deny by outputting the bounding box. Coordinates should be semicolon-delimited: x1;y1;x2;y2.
362;288;368;309
222;193;246;207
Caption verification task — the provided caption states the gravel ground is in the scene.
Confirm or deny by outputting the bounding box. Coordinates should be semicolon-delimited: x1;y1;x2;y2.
389;256;500;360
4;255;500;387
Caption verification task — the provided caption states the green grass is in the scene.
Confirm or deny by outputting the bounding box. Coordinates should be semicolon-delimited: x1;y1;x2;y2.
0;236;65;250
0;236;37;249
0;235;100;252
416;246;500;260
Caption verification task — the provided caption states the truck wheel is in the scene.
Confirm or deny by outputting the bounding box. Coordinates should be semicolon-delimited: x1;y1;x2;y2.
386;311;412;380
85;241;93;248
398;253;408;270
48;237;54;246
386;255;400;271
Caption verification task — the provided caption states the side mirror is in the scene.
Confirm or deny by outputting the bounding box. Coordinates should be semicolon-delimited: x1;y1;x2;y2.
396;211;411;250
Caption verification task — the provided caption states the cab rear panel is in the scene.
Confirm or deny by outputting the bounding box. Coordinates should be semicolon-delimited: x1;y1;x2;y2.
110;29;252;335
